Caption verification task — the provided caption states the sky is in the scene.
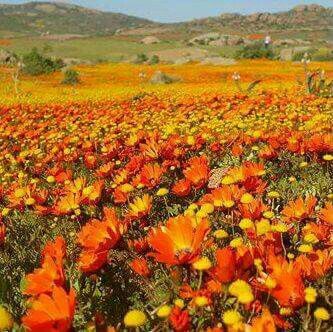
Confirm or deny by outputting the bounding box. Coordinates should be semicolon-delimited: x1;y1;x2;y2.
2;0;332;22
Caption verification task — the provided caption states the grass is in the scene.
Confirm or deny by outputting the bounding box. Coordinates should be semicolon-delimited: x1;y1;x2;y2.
4;36;183;62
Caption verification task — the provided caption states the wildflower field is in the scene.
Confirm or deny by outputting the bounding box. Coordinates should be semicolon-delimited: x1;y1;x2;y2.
0;60;332;331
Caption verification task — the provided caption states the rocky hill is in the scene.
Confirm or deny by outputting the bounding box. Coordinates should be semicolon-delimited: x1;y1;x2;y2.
0;1;154;36
173;4;332;34
0;2;332;39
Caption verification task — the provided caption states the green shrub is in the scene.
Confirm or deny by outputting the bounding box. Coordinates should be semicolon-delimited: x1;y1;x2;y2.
62;69;80;85
149;55;160;65
312;48;333;61
235;43;275;59
134;53;148;64
22;48;63;76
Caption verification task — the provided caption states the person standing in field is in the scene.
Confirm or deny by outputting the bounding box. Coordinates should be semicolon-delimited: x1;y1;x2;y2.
264;35;272;48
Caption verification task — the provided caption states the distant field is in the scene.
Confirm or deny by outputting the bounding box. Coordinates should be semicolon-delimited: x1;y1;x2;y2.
4;36;185;62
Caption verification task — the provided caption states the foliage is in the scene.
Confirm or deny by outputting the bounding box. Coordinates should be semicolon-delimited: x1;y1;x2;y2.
62;69;80;85
134;53;149;64
235;43;275;59
148;55;160;65
22;48;64;76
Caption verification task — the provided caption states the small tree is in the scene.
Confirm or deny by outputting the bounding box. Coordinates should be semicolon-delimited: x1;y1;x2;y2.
62;69;80;85
134;53;148;64
149;55;160;65
22;48;63;76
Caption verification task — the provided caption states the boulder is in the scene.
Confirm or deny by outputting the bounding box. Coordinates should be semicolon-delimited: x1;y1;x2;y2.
189;32;220;45
150;71;179;84
0;49;16;64
141;36;160;45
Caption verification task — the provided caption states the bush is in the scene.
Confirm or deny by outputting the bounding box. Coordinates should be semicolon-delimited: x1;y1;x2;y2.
134;53;148;64
235;43;275;59
62;69;80;85
312;48;333;62
149;55;160;65
22;48;63;76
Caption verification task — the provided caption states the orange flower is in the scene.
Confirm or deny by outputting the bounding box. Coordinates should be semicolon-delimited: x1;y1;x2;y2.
250;308;276;332
77;207;124;272
211;248;236;283
172;179;191;197
169;307;190;332
140;163;164;188
23;237;66;296
54;193;81;215
128;194;152;219
129;258;151;277
295;249;333;281
183;156;209;189
22;286;76;332
0;222;5;246
319;202;333;225
282;196;317;222
148;215;210;265
267;254;305;308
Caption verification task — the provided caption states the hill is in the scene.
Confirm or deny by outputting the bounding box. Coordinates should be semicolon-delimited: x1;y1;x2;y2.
174;4;333;34
0;1;154;37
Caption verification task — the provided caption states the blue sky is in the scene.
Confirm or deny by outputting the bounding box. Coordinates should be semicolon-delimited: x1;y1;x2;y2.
3;0;332;22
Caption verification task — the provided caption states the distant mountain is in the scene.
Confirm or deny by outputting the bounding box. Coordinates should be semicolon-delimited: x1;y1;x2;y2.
174;4;333;33
0;1;154;36
0;2;332;38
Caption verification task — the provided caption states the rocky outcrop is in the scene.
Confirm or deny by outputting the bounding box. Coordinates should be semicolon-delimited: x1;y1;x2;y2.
141;36;160;45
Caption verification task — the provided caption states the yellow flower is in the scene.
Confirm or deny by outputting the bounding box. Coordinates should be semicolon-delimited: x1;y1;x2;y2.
201;203;214;214
299;161;308;168
267;191;280;198
194;296;209;307
223;200;235;208
272;223;289;233
298;244;313;253
230;237;243;248
192;257;212;271
1;208;10;217
0;306;13;331
124;310;147;327
214;229;228;239
120;183;135;193
25;197;36;206
279;307;292;316
265;276;277;289
256;219;271;236
229;279;254;304
323;154;333;161
46;175;55;183
157;305;172;318
303;233;319;244
239;218;254;230
314;307;330;321
263;211;275;219
305;287;317;304
14;188;26;199
222;310;242;325
156;188;169;196
174;299;184;309
221;176;235;185
240;193;254;204
288;176;296;183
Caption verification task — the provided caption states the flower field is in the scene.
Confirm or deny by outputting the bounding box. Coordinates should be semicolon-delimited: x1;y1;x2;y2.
0;60;332;331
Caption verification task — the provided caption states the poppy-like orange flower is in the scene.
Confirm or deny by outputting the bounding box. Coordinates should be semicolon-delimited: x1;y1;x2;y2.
23;237;66;296
77;207;125;272
319;202;333;225
250;308;276;332
282;196;317;223
129;258;151;277
295;249;333;281
22;286;76;332
148;215;210;265
140;163;164;188
169;307;190;332
128;194;152;219
210;247;236;283
0;222;5;246
183;156;209;189
267;254;305;309
238;199;268;220
54;193;81;215
172;178;191;197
